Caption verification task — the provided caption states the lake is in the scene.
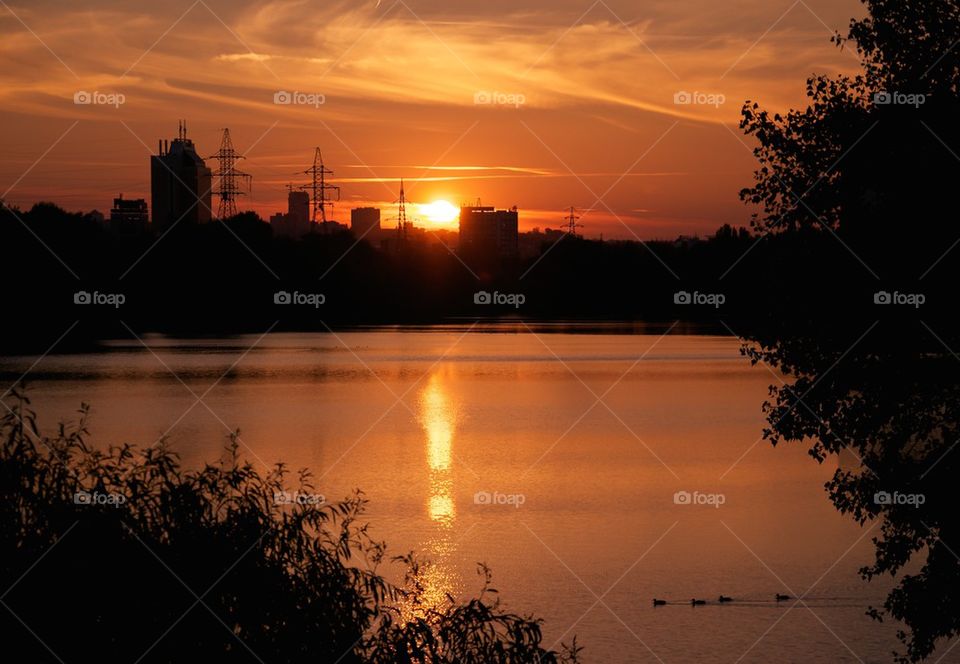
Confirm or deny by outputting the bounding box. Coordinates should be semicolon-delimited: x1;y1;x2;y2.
0;326;906;662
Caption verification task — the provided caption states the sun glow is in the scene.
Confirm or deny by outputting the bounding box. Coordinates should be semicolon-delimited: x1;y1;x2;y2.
418;199;460;225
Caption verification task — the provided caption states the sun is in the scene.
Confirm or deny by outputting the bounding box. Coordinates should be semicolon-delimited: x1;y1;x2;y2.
419;200;460;226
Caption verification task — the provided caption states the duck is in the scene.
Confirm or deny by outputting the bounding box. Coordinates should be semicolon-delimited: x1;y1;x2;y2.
775;593;791;601
718;595;733;603
652;599;666;606
690;599;706;606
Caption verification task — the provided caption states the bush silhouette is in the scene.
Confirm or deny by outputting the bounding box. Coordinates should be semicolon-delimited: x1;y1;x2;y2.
0;387;580;663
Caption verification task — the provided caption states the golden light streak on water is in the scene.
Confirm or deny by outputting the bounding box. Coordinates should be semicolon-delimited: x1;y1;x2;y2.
396;370;463;623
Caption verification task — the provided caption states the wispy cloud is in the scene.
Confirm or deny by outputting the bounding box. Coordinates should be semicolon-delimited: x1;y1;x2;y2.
0;0;865;238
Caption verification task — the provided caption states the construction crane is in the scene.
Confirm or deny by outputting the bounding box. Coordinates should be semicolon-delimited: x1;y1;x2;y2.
299;148;340;233
209;128;252;220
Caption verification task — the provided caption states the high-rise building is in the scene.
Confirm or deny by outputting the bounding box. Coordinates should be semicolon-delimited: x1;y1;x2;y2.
150;121;212;231
351;207;380;239
458;205;519;258
109;194;148;232
271;190;311;238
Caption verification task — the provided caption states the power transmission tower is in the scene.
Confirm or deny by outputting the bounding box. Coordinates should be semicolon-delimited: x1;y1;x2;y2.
299;148;340;233
562;206;583;237
396;178;411;240
209;128;251;220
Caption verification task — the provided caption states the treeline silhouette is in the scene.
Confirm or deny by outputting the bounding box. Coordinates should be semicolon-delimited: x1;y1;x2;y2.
0;387;581;663
3;198;940;352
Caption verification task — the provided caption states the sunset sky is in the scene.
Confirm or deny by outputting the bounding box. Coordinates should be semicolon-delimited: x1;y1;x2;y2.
0;0;864;239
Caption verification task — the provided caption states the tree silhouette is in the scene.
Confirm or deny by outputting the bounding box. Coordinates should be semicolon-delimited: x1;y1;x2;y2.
739;1;960;661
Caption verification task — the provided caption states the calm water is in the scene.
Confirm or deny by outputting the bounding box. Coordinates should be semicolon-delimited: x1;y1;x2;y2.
1;329;912;662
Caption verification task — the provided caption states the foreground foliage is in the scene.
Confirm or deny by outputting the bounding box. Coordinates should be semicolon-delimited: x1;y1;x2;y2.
0;388;580;663
739;1;960;660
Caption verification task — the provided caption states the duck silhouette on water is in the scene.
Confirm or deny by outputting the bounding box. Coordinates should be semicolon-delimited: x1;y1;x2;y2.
650;595;740;606
775;593;791;602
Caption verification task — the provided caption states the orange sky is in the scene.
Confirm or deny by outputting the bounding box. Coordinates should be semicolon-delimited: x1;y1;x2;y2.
0;0;864;239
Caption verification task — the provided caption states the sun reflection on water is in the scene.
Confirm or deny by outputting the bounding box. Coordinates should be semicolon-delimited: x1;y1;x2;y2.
421;372;457;523
398;371;463;622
